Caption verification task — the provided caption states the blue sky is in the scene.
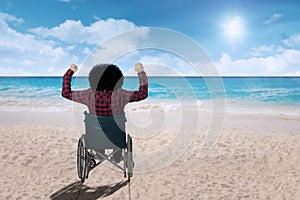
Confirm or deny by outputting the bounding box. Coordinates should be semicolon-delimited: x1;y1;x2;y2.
0;0;300;76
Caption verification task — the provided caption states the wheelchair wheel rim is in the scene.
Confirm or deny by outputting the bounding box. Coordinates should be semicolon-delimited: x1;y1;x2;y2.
77;139;87;182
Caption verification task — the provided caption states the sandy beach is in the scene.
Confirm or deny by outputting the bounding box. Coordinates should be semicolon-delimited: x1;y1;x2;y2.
0;108;300;200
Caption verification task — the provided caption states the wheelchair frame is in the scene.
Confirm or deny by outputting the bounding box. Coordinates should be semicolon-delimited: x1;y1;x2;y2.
76;111;134;183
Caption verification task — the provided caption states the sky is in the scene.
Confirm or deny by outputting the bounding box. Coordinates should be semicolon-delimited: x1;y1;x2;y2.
0;0;300;76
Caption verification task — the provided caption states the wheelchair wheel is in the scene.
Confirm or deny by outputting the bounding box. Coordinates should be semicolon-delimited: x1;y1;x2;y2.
126;135;134;182
77;138;88;183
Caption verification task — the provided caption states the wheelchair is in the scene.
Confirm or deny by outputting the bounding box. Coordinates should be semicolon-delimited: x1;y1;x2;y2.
77;111;134;183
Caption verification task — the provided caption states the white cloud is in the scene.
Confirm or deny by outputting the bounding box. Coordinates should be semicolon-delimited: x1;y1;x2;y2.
263;13;283;24
216;48;300;76
0;12;24;25
0;67;33;76
124;53;198;76
0;13;78;76
29;20;85;44
57;0;71;2
29;18;139;45
249;45;281;57
231;38;300;76
0;12;144;76
82;47;92;55
282;49;300;65
47;67;55;72
1;11;300;77
125;64;183;77
282;34;300;48
78;27;151;75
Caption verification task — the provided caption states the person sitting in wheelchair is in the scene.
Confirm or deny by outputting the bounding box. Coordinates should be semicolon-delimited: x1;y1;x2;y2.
62;63;148;163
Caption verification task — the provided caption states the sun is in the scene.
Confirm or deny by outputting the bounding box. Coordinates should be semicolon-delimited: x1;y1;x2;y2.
222;16;244;41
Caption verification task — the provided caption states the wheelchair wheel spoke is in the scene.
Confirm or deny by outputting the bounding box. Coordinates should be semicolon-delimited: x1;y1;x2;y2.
77;138;88;183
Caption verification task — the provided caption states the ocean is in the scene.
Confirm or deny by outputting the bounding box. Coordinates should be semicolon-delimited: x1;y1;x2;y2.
0;76;299;115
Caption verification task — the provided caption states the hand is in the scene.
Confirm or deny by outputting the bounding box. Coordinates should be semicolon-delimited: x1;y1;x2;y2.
134;63;144;73
70;64;78;72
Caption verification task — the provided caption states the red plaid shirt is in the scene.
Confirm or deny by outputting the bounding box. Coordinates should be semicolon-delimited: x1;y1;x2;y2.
62;69;148;116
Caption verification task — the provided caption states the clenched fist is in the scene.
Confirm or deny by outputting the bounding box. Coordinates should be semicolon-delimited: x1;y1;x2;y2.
70;64;78;72
134;63;144;73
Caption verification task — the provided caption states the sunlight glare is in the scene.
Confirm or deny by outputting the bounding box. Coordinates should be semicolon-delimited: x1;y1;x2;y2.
223;16;244;41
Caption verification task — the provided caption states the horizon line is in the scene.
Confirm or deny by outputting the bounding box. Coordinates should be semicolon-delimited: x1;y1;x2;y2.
1;75;300;78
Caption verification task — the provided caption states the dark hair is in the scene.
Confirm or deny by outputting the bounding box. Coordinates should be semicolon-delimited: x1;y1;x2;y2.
88;64;124;91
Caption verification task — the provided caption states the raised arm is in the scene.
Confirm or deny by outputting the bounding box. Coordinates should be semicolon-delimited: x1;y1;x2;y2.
121;63;148;102
61;64;91;105
62;64;77;99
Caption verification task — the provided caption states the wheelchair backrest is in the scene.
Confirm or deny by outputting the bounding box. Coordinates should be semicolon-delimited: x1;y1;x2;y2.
83;111;127;149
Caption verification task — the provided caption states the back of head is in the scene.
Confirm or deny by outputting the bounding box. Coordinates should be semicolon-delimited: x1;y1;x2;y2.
89;64;124;91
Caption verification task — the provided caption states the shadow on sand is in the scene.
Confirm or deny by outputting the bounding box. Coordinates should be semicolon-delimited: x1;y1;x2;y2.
50;180;128;200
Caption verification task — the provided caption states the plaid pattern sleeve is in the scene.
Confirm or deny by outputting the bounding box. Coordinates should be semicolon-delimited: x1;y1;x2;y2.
62;69;92;106
129;71;148;102
120;71;148;103
62;69;148;116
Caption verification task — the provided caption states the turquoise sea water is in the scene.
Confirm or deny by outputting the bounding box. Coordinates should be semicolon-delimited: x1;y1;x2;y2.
0;76;299;113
